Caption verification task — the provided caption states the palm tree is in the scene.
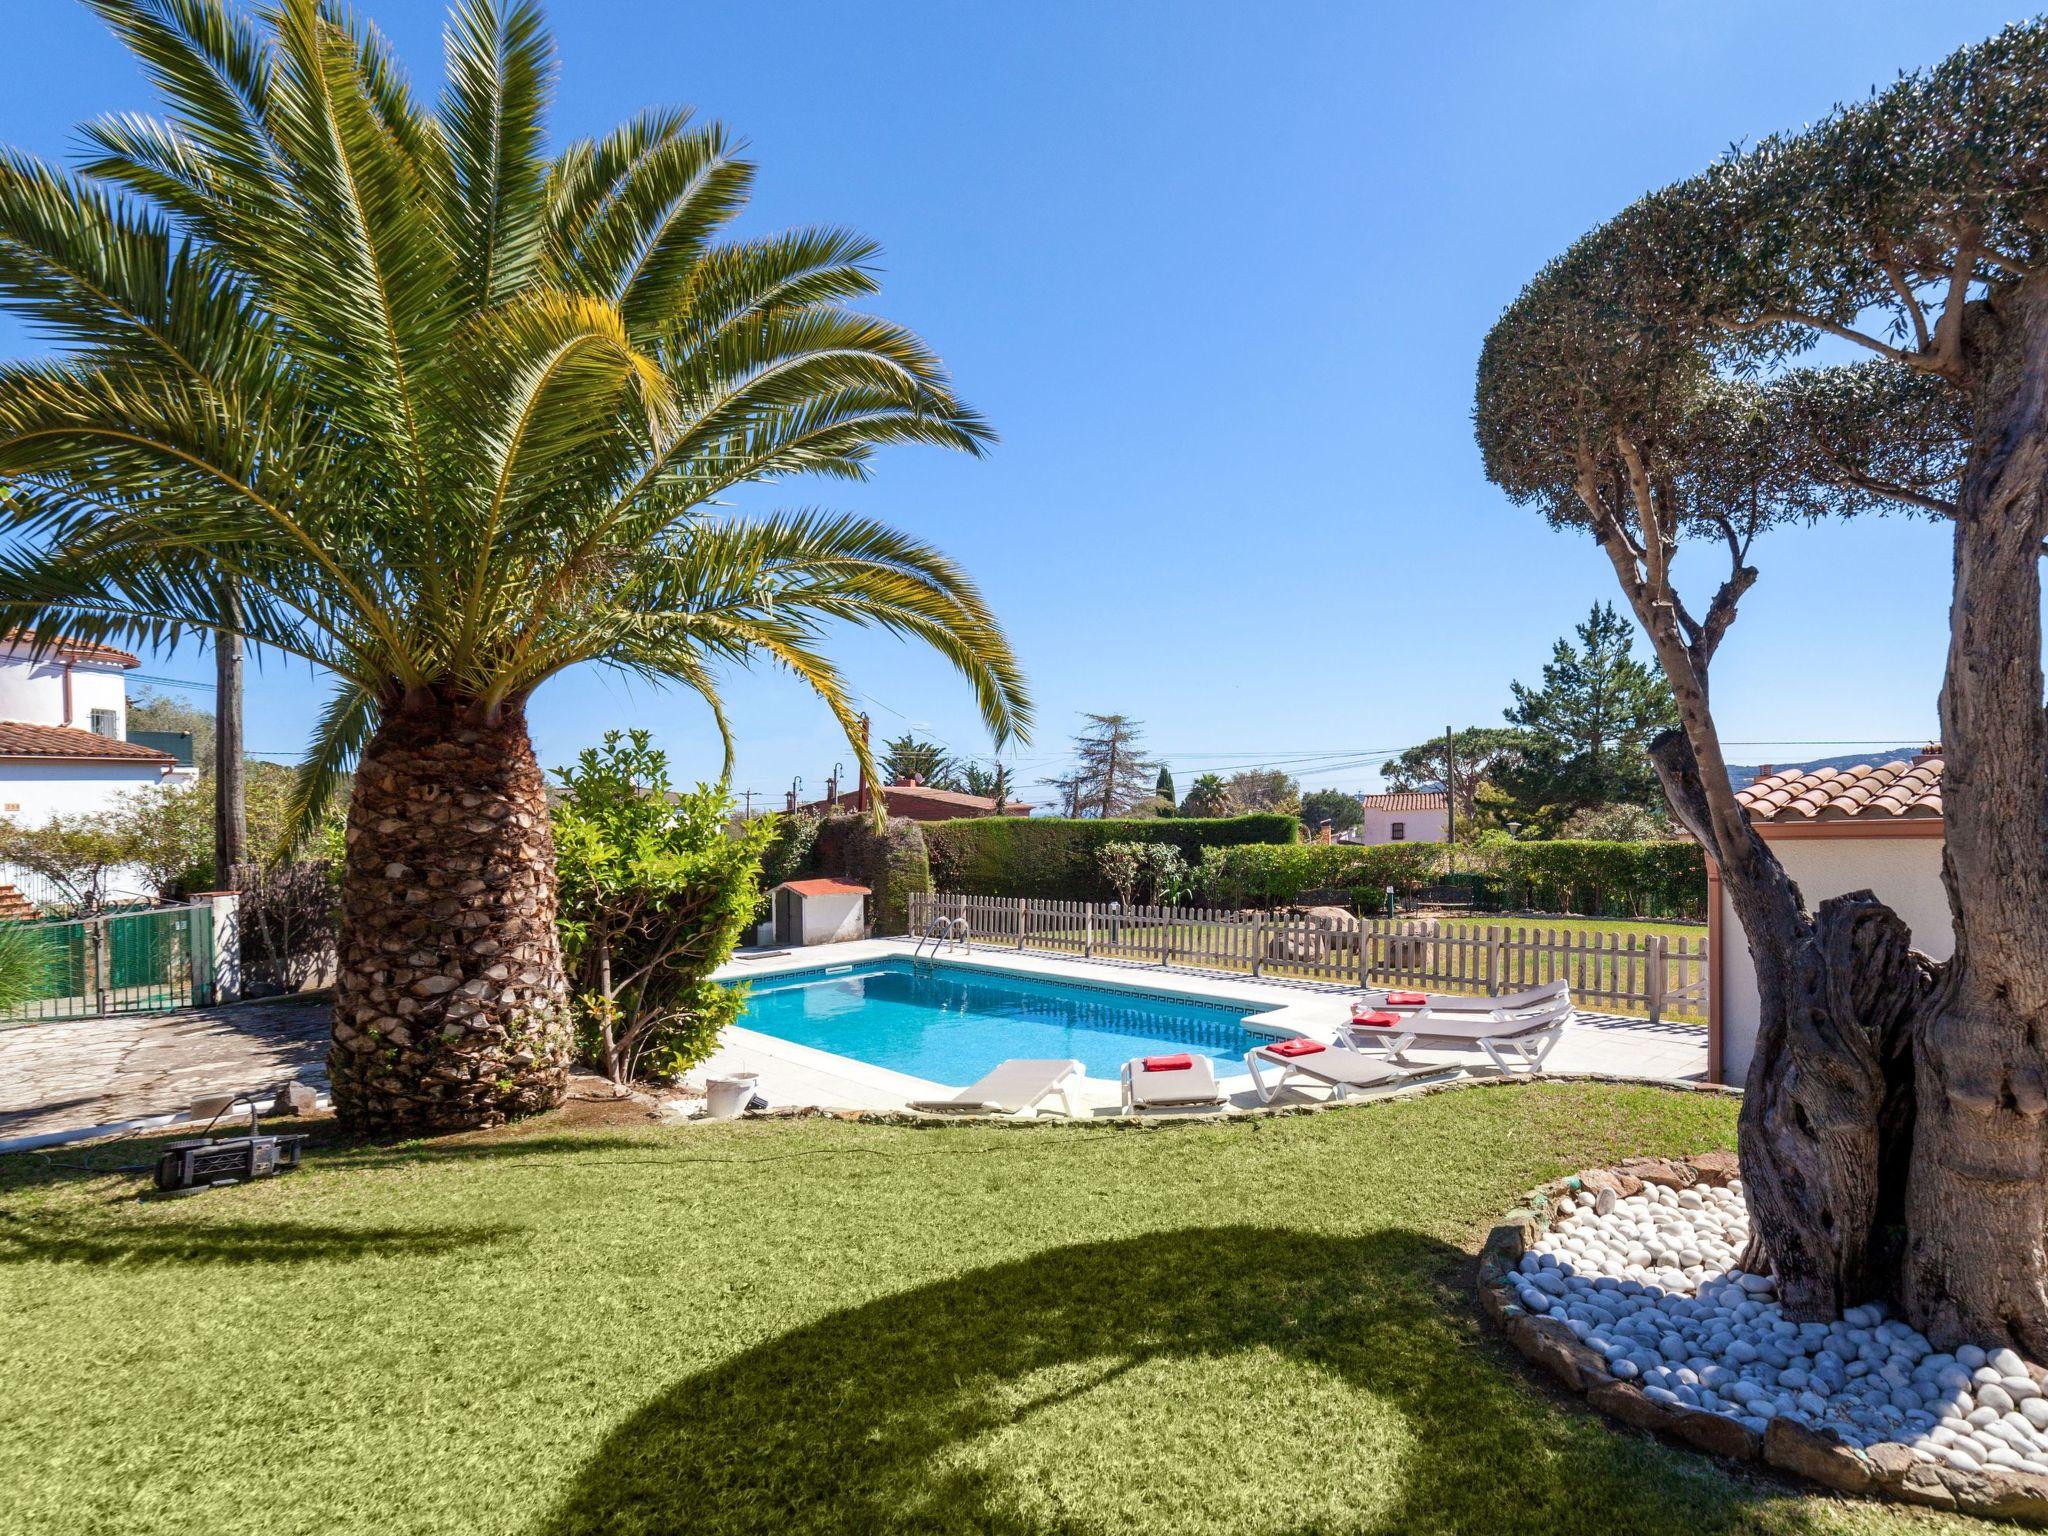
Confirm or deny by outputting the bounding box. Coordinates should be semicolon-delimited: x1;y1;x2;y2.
0;0;1029;1132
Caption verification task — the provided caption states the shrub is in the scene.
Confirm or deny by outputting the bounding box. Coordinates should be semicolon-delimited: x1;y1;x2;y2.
0;920;62;1013
807;814;934;934
553;731;773;1083
1097;841;1192;906
1191;842;1442;908
753;810;820;927
1473;838;1705;919
1182;838;1707;917
229;860;338;994
924;813;1297;900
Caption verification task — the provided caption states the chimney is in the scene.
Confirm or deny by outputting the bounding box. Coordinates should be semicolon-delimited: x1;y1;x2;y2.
1913;742;1943;766
1755;763;1773;780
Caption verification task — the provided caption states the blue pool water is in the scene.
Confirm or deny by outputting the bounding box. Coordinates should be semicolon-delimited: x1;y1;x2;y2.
729;959;1267;1083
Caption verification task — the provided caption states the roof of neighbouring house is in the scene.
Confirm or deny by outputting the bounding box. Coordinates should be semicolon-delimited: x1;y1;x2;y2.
0;721;176;763
775;878;871;897
1736;756;1944;823
1359;791;1449;812
0;630;142;668
798;784;1035;819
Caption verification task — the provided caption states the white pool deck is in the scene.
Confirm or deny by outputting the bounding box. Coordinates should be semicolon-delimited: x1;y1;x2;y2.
694;938;1711;1117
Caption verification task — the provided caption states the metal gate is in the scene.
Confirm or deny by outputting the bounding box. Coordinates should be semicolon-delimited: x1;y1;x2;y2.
2;902;215;1024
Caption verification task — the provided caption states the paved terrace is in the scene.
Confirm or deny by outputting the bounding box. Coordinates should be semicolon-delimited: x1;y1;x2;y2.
0;996;330;1148
697;938;1710;1116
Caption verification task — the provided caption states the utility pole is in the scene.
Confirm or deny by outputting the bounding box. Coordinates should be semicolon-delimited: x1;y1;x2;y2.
827;762;842;809
742;788;754;820
787;775;802;815
214;581;247;882
1444;725;1456;845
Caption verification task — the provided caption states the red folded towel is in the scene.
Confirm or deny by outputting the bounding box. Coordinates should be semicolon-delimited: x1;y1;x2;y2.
1267;1038;1327;1058
1352;1011;1401;1028
1141;1053;1194;1073
1384;991;1428;1007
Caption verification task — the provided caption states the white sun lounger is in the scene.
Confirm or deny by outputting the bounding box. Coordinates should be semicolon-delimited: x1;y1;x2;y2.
907;1059;1087;1118
1241;1041;1455;1104
1119;1053;1227;1113
1355;978;1570;1015
1342;993;1573;1075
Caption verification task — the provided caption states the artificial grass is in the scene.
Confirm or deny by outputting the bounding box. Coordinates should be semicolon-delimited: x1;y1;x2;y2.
0;1083;1991;1535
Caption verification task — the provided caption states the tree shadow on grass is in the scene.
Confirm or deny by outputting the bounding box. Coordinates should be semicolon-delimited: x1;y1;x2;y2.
0;1209;522;1266
541;1225;1835;1536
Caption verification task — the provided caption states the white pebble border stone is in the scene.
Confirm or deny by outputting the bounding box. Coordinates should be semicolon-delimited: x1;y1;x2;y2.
1519;1178;2048;1478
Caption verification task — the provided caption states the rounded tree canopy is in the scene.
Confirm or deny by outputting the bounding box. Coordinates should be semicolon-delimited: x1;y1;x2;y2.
1472;18;2036;539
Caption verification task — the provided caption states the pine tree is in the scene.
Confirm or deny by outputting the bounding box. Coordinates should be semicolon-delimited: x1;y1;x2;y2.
1046;714;1157;817
1501;604;1675;815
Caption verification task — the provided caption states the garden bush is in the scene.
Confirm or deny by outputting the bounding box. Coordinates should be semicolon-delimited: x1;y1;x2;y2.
924;813;1296;900
1473;838;1705;919
553;731;772;1083
1186;838;1706;916
1096;841;1192;906
1191;842;1442;908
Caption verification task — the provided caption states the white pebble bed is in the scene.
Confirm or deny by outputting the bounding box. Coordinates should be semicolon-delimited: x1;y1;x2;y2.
1519;1178;2048;1477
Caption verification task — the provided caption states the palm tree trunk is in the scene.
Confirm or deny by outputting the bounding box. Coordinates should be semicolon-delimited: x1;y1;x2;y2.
328;688;570;1133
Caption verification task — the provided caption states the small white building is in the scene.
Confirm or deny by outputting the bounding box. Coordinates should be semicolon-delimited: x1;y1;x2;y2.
770;878;870;946
1708;755;1948;1085
1358;790;1450;846
0;634;182;825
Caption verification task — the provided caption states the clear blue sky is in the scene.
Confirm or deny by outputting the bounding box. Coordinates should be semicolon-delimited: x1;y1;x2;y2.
0;1;2015;806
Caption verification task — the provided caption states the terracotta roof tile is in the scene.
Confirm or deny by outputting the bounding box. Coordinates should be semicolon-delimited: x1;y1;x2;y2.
1359;791;1448;812
0;721;175;763
1737;758;1943;822
1;630;142;668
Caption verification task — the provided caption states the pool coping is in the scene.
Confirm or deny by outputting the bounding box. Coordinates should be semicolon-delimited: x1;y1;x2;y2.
706;938;1355;1110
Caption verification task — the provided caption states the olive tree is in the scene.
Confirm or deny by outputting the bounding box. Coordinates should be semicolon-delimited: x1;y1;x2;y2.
1477;43;2011;1336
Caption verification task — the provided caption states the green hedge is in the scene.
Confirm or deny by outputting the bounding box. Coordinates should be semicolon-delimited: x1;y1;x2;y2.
1477;839;1705;919
1191;839;1706;918
924;814;1298;900
1192;843;1442;908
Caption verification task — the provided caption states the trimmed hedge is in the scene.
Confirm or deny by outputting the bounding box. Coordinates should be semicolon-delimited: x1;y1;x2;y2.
924;813;1298;900
809;814;934;933
1190;842;1439;907
1478;839;1705;919
1190;838;1705;918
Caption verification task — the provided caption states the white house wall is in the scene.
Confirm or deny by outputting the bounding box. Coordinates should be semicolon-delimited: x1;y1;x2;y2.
0;760;172;826
1717;834;1951;1083
1358;806;1449;846
0;655;127;734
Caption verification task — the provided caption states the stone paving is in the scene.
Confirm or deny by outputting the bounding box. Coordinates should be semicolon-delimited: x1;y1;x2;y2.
0;997;330;1142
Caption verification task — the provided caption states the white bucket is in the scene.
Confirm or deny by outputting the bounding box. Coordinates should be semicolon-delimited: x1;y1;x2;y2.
703;1073;759;1120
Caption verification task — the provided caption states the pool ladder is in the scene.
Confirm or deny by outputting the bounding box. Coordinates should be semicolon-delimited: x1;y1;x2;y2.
913;916;970;960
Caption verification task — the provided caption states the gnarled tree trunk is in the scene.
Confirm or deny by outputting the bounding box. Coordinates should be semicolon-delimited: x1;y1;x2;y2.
1650;731;1924;1317
1903;284;2048;1353
329;688;570;1134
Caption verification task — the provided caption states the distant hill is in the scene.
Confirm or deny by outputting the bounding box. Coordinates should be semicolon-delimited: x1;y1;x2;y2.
1725;749;1926;793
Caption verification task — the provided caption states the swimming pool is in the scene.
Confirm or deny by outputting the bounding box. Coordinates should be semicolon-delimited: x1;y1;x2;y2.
729;959;1270;1083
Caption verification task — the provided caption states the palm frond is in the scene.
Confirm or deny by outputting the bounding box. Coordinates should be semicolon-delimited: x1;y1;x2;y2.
287;677;378;852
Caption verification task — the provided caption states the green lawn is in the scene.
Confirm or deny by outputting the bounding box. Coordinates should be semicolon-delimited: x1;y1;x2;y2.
1430;914;1707;945
0;1084;1983;1535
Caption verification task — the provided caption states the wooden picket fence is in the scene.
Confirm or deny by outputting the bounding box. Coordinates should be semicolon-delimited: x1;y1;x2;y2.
907;892;1709;1024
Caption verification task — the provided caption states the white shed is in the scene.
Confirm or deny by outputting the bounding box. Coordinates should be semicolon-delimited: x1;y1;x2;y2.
1708;754;1947;1084
771;878;871;947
